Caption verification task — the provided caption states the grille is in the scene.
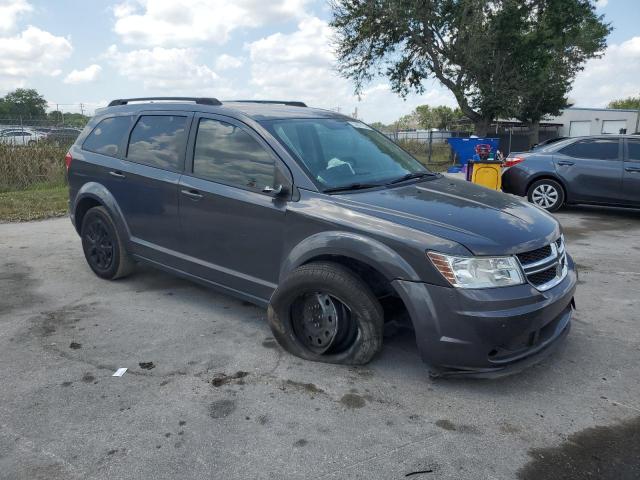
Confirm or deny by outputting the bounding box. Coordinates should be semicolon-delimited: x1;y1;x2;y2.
528;266;558;286
516;245;552;265
516;237;567;291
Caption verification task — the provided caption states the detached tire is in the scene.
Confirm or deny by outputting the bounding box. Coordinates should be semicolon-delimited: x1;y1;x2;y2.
81;206;134;280
268;262;384;365
527;178;565;212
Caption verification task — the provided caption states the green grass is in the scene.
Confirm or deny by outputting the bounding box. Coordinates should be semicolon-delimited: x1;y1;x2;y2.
0;184;68;222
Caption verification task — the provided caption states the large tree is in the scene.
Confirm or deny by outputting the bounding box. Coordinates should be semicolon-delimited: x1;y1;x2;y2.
1;88;48;118
331;0;610;136
510;1;610;146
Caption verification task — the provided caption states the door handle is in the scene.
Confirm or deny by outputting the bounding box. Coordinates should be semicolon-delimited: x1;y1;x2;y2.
625;166;640;173
109;170;126;178
181;189;203;200
557;160;575;166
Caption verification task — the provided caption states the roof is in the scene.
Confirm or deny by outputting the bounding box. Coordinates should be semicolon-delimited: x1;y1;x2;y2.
564;107;640;114
98;98;349;122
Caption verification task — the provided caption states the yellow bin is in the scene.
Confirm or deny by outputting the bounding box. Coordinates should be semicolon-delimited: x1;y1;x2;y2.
470;162;502;190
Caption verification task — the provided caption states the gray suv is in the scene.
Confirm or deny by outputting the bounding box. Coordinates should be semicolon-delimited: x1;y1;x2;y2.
67;97;577;377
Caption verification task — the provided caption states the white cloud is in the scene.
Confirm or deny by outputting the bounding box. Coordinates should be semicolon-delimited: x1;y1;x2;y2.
0;0;32;33
570;36;640;107
0;26;73;92
113;0;311;47
64;64;102;84
215;54;244;71
595;0;608;9
246;17;456;123
104;45;239;97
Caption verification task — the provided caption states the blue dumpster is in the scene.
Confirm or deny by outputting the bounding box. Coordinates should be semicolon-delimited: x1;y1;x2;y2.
447;137;500;173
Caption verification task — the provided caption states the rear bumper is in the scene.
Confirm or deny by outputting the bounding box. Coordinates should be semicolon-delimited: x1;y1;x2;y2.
501;167;528;196
392;255;577;378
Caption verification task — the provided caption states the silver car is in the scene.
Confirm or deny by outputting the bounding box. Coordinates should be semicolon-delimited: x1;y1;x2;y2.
0;128;46;146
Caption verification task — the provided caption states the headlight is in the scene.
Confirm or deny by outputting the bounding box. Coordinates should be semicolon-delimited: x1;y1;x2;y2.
427;252;524;288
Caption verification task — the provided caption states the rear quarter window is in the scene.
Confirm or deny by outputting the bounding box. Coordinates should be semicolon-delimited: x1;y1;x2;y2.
83;116;133;157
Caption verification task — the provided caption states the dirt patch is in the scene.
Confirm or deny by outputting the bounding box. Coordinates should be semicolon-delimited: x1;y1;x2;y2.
340;393;366;409
561;210;639;242
282;379;325;396
81;373;95;384
211;371;249;387
69;342;82;350
435;419;480;434
0;262;41;316
24;303;97;340
139;362;155;370
518;416;640;480
209;399;236;419
293;439;308;447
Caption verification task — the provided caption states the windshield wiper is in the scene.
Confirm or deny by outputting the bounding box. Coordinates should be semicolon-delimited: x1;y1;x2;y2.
388;171;436;185
323;182;383;193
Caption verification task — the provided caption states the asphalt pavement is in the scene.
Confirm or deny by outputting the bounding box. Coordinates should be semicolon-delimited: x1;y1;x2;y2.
0;205;639;479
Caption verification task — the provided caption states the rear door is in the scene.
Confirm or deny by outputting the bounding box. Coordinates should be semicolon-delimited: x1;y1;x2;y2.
554;137;624;204
82;111;191;263
178;114;291;302
623;137;640;205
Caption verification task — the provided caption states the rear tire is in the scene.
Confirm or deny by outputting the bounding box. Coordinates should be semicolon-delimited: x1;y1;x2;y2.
527;179;564;212
268;262;384;365
81;206;134;280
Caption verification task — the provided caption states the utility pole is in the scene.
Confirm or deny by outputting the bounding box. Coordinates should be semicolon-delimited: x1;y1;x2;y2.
80;103;85;116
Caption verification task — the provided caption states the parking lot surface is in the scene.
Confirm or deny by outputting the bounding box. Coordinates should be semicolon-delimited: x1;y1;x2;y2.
1;206;639;480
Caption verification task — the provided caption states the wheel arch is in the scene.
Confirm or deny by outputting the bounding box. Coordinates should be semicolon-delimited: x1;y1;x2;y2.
72;182;130;241
279;232;420;328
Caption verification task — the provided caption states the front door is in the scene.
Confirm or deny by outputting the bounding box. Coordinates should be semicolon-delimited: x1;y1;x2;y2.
178;114;291;302
623;137;640;205
554;137;624;204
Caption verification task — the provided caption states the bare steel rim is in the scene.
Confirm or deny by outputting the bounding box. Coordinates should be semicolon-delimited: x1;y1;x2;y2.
531;183;559;209
291;292;357;355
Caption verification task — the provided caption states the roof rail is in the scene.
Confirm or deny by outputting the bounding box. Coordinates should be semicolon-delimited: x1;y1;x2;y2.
108;97;222;107
227;100;307;108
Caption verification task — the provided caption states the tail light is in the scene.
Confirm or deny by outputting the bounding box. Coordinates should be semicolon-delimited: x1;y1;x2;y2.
64;151;73;171
504;156;525;167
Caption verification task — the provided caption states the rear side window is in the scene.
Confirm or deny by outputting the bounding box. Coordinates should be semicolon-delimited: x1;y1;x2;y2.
192;118;275;192
83;116;133;157
559;138;619;160
628;139;640;161
127;115;188;171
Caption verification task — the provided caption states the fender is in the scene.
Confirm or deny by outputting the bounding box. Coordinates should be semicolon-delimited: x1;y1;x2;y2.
73;182;131;243
280;231;420;283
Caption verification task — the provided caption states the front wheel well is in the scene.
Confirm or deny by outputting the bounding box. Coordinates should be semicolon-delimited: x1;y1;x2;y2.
73;197;102;233
301;254;411;327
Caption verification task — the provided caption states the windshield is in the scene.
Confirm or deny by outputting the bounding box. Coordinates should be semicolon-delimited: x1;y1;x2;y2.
262;118;429;190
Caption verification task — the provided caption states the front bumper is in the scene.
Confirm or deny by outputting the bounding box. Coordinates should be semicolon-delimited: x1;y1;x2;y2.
392;255;577;378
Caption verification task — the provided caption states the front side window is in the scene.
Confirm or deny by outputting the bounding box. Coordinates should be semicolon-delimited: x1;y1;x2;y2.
127;115;188;171
559;138;619;160
262;118;428;189
83;116;133;157
193;118;275;192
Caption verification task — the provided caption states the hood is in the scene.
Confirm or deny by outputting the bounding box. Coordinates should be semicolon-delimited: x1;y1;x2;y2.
329;176;560;256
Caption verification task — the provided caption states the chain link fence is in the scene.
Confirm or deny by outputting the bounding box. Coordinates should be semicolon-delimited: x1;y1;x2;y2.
0;117;88;192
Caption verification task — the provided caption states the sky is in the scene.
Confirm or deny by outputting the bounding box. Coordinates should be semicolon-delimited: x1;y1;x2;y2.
0;0;638;123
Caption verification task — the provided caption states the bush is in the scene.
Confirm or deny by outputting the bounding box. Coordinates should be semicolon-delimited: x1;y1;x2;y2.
0;143;67;192
396;139;452;168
